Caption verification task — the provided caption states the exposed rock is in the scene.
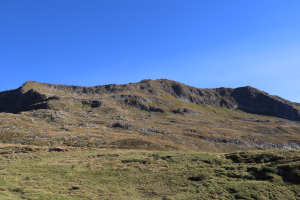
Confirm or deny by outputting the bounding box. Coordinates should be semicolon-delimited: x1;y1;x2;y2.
172;108;200;115
110;122;132;130
243;116;270;122
231;86;300;121
49;147;69;152
82;100;102;108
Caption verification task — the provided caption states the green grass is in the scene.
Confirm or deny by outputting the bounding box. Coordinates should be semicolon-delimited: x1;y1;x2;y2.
0;146;298;199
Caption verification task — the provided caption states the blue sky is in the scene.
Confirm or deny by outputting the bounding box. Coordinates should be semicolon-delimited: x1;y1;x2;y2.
1;0;300;102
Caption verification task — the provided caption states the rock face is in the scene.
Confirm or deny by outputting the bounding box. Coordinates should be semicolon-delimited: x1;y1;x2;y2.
0;88;49;113
0;79;299;121
231;87;300;121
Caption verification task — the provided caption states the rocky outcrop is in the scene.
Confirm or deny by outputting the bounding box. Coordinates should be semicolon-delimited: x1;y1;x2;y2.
0;88;51;113
81;100;102;108
231;86;300;121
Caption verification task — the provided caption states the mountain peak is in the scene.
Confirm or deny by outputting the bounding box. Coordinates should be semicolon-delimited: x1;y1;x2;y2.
20;81;44;93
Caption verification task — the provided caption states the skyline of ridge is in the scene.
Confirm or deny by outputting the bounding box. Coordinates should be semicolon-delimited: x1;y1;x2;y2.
1;1;300;102
1;78;300;104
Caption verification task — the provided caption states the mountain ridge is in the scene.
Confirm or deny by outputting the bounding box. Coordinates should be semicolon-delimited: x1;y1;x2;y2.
1;79;299;121
0;79;299;152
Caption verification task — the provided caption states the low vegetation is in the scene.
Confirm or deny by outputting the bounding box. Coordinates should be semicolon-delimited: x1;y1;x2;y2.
0;145;298;199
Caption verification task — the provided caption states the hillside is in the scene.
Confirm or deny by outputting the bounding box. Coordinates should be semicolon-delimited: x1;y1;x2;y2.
0;79;299;152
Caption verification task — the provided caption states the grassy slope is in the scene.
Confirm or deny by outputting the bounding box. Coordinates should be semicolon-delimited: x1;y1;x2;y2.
0;95;299;153
0;145;298;200
1;82;300;153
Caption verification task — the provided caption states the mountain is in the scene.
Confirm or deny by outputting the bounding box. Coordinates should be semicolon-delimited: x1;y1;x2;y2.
0;79;299;152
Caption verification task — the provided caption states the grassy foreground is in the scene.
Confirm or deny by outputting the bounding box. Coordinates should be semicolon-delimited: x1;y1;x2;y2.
0;145;298;200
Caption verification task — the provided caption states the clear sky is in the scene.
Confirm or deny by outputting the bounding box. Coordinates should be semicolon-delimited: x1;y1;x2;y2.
1;0;300;102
